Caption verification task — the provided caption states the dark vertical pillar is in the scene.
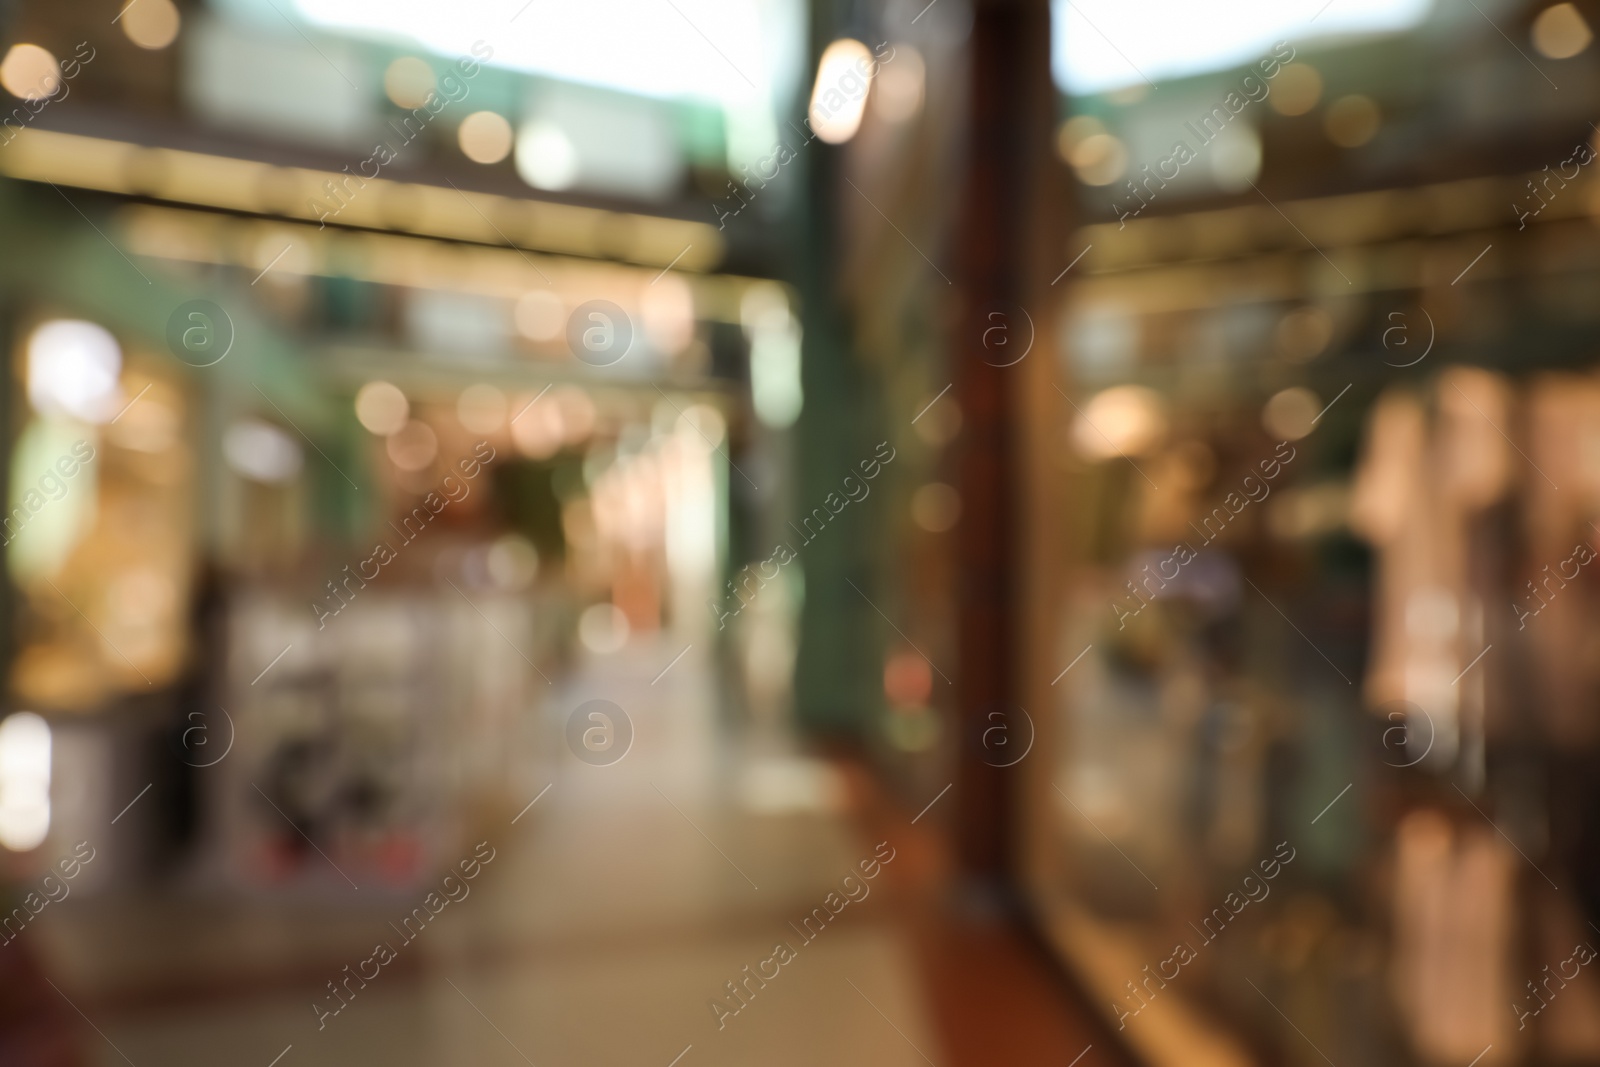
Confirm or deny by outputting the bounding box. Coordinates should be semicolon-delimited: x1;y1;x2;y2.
0;290;11;677
791;0;884;738
952;0;1054;879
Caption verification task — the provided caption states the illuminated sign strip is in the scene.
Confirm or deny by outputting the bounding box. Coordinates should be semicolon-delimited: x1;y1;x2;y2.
0;128;723;271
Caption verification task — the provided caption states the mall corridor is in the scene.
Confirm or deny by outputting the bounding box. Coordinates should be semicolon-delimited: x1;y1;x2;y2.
6;0;1600;1065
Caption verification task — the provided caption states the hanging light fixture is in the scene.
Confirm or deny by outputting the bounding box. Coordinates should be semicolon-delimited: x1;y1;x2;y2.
809;38;875;145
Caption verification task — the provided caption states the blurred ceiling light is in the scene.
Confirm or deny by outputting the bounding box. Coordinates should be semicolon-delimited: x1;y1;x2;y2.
2;129;720;269
0;44;59;101
387;419;439;471
1533;3;1593;58
457;383;508;434
1325;94;1381;148
458;110;513;164
384;57;436;108
515;121;578;191
871;44;925;123
293;0;779;107
1268;64;1323;116
223;419;304;484
122;0;181;50
515;290;566;342
1070;132;1128;186
0;712;50;852
577;602;630;653
1051;0;1432;95
911;482;962;533
1071;385;1166;460
355;380;409;435
809;38;873;145
1262;386;1321;441
26;320;122;423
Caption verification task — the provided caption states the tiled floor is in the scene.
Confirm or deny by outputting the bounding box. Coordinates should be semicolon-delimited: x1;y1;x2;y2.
35;648;944;1066
28;646;1120;1067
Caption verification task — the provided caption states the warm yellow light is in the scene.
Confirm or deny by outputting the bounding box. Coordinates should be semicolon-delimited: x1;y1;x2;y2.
1269;64;1323;117
1072;386;1166;460
0;44;59;102
355;380;409;436
0;128;724;268
1056;115;1106;164
1262;387;1321;441
809;39;874;145
123;0;181;50
458;111;513;164
1533;3;1592;58
1070;133;1127;186
1325;95;1381;148
384;57;435;109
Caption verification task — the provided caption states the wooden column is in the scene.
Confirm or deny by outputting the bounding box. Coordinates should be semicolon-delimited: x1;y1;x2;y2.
952;0;1057;879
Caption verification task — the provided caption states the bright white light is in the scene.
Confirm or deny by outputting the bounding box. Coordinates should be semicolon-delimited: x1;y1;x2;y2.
27;320;122;423
809;38;873;144
224;419;304;484
516;121;578;191
750;321;802;428
0;712;51;852
1051;0;1432;95
291;0;794;106
0;713;48;784
1071;385;1166;460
